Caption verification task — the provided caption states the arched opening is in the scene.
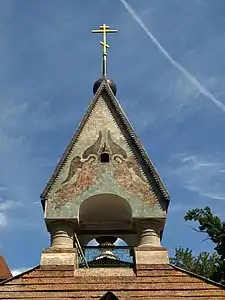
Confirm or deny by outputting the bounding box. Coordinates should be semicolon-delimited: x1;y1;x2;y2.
78;195;134;268
80;236;134;268
100;292;118;299
79;194;132;230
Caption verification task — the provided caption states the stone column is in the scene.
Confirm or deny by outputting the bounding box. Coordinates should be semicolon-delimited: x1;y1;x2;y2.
40;221;78;267
135;219;169;266
137;220;161;247
50;221;74;248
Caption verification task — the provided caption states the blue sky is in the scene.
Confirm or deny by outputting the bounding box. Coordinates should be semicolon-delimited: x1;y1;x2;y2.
0;0;225;275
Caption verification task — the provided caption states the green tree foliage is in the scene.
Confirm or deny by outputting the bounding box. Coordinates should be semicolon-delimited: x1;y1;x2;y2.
170;206;225;284
170;247;220;280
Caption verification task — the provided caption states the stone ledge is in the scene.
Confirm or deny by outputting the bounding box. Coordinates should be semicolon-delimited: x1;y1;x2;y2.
135;264;173;270
40;265;75;270
42;247;77;254
40;248;78;267
135;246;167;251
135;248;169;265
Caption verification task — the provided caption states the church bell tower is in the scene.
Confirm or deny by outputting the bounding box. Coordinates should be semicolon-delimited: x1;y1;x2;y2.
40;24;170;268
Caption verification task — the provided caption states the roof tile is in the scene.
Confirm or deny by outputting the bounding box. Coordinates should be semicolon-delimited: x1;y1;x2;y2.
0;256;12;281
0;264;224;299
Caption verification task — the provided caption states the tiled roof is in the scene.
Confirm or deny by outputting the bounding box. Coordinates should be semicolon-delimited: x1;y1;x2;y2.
0;256;12;281
0;264;225;299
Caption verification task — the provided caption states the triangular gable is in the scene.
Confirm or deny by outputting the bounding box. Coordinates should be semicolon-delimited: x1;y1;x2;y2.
41;79;169;209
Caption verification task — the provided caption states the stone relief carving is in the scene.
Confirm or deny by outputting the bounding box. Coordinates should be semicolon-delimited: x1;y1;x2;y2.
52;131;156;210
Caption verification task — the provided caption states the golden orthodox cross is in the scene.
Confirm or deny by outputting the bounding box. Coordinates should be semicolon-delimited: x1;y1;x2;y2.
92;23;118;75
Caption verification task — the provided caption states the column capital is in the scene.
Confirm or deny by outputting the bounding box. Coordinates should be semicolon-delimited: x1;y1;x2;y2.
136;219;161;233
48;221;75;249
136;219;161;247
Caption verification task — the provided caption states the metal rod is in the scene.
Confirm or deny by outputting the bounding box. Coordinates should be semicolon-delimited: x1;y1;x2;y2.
103;54;107;76
74;233;89;268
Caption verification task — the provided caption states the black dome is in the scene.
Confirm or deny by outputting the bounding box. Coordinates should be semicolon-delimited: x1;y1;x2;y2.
93;76;117;95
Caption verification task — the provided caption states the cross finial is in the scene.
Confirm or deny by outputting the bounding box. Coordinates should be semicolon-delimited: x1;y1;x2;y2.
92;23;118;76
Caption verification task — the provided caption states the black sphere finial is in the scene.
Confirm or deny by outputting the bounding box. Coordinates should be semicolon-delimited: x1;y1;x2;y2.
93;75;117;95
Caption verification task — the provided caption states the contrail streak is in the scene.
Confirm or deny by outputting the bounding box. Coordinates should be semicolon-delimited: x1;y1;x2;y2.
119;0;225;113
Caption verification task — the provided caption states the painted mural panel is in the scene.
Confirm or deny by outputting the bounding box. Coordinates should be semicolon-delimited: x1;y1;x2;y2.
46;96;165;219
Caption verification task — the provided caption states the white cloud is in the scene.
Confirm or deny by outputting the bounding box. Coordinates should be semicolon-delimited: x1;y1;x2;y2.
0;200;16;211
169;204;189;214
0;212;7;229
119;0;225;114
167;153;225;201
0;200;14;229
11;267;30;276
0;199;25;230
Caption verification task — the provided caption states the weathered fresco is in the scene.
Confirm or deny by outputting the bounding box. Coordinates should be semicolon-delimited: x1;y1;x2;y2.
46;96;165;219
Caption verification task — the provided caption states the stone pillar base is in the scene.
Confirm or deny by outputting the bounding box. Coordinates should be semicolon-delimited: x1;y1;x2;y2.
135;246;169;265
40;247;78;267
